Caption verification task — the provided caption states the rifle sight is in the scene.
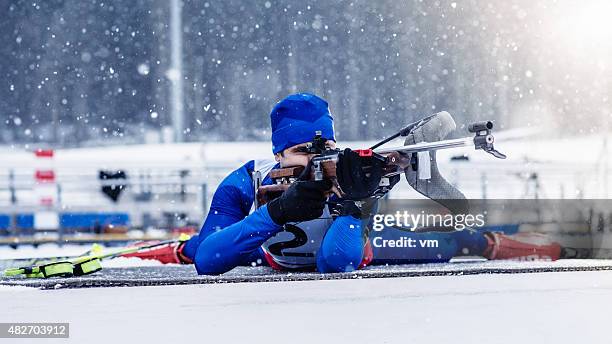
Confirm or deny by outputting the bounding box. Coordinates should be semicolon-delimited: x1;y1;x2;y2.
468;121;493;133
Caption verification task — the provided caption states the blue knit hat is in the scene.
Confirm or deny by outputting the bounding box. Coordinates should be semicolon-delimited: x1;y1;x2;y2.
270;93;336;154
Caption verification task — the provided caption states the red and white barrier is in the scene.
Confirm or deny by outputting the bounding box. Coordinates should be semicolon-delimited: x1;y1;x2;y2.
33;149;59;230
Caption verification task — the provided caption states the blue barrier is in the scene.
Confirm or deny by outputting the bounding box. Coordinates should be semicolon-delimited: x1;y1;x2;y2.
0;216;9;230
0;215;33;230
60;213;130;228
17;214;34;229
0;213;130;230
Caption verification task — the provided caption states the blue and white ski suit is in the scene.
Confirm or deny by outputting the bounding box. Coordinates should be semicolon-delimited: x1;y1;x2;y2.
182;160;488;275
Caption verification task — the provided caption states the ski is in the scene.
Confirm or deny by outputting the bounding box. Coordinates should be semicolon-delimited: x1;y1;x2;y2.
0;244;103;270
2;235;190;278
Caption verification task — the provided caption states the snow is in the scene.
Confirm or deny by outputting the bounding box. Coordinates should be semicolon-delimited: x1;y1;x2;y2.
3;243;609;342
1;270;611;343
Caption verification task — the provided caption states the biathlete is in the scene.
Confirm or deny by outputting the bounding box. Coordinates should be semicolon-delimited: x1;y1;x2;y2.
125;93;562;274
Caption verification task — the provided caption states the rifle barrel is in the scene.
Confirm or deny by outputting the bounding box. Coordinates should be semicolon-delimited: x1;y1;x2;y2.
373;137;473;155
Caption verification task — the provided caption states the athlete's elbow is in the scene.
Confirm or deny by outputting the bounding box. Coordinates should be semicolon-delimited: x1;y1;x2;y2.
194;255;233;275
317;246;364;273
192;255;220;275
195;264;228;275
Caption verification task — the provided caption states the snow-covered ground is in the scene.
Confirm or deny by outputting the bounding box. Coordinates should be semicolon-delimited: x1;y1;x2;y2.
3;241;610;343
2;270;611;343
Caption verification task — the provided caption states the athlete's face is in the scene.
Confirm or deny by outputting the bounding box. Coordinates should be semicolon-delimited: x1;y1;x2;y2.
275;140;336;168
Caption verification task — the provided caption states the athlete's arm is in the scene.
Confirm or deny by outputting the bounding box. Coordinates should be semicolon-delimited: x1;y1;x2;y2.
180;161;278;275
191;165;331;275
194;204;283;275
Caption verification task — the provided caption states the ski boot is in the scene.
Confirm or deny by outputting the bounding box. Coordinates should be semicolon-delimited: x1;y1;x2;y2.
483;232;562;261
122;235;193;264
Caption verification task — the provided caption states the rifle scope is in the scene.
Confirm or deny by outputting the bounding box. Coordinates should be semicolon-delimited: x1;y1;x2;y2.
468;121;493;133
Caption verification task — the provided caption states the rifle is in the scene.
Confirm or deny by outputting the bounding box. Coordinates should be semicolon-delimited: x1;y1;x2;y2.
255;113;506;207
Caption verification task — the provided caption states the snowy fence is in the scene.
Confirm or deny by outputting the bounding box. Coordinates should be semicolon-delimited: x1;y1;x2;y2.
0;166;232;236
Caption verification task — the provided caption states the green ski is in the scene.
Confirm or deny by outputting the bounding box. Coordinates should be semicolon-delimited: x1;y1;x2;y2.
3;235;190;279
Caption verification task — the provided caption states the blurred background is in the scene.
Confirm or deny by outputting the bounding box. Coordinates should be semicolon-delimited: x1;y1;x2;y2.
2;0;612;146
0;0;611;249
